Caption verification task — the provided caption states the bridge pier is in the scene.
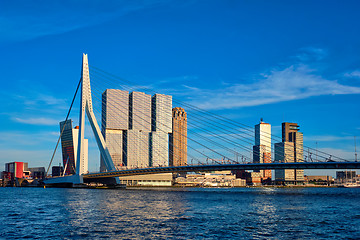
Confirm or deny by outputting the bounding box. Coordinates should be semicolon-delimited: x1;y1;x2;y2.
43;174;84;187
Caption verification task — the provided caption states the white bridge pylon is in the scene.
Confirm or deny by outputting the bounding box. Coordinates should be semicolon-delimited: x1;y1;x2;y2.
77;53;117;177
45;53;117;186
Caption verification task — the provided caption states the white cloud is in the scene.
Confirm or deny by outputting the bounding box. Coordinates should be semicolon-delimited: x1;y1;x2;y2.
37;94;67;105
185;64;360;110
317;147;355;161
0;131;58;147
14;93;67;107
12;117;60;126
155;75;198;85
182;85;201;91
344;70;360;78
0;0;176;42
304;135;354;142
295;47;328;61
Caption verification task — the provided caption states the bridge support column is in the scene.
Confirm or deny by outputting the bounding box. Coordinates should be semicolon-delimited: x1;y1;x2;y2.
76;53;118;183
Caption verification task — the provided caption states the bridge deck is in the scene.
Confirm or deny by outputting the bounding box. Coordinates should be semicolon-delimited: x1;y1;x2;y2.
83;162;360;178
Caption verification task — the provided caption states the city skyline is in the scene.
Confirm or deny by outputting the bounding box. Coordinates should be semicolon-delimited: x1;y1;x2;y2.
0;1;360;176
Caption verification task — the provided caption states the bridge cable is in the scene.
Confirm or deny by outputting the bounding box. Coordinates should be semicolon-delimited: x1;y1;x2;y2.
91;84;207;166
46;77;82;176
89;66;347;162
90;71;307;164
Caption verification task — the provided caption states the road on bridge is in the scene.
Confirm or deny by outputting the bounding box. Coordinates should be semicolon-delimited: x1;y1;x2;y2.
83;162;360;178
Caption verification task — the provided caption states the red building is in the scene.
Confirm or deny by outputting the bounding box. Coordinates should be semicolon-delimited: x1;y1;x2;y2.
5;162;25;180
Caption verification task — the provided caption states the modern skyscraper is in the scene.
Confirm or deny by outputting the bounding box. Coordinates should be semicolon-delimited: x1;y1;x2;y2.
253;119;271;180
150;94;172;167
124;91;152;168
101;89;129;171
129;91;151;131
124;130;150;168
274;141;295;180
60;120;88;175
275;122;304;184
101;89;173;169
169;107;187;166
151;94;172;133
60;120;77;175
150;131;169;167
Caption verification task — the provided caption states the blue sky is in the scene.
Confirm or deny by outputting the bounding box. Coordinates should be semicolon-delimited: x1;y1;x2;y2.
0;0;360;176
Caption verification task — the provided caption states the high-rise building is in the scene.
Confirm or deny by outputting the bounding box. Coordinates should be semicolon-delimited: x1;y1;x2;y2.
275;122;304;184
169;107;187;166
60;120;88;175
129;91;151;131
101;129;123;171
124;130;150;168
282;122;299;142
150;94;172;167
253;119;272;181
101;90;173;169
124;91;152;168
60;120;77;175
150;131;169;167
102;89;129;130
274;142;295;181
151;94;172;133
101;89;129;171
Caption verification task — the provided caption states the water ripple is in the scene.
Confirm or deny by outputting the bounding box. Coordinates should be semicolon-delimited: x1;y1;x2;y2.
0;187;359;239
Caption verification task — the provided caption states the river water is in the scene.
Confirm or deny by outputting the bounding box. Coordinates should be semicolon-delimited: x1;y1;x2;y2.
0;187;359;239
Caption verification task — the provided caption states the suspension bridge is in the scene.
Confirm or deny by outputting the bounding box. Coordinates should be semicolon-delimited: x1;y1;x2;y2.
44;54;360;187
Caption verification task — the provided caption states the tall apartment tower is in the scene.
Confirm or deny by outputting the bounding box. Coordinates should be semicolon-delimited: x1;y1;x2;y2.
275;122;304;184
60;120;88;175
150;94;172;167
253;119;272;180
124;91;152;168
101;89;129;171
169;107;187;166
